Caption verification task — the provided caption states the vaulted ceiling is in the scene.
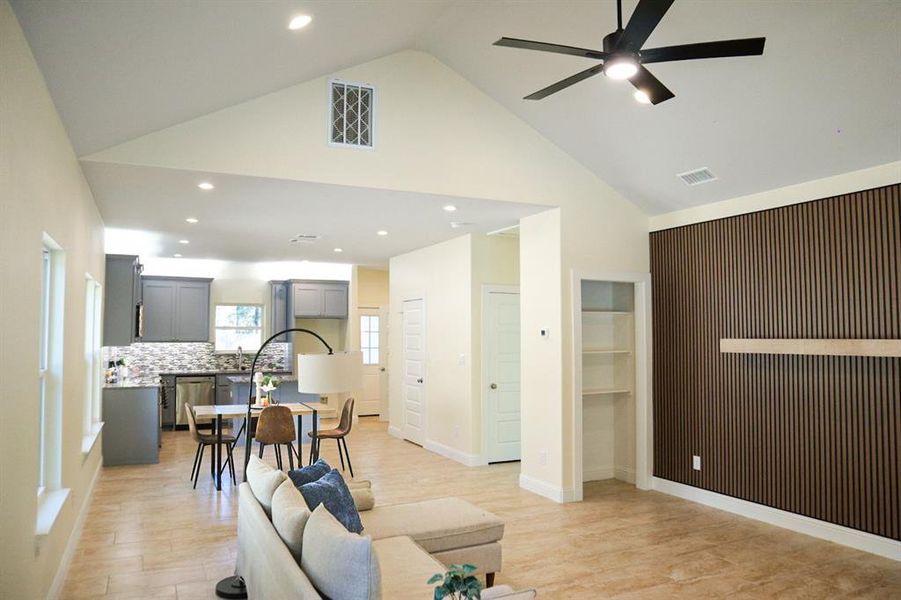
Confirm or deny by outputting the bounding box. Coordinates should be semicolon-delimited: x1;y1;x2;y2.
13;0;901;217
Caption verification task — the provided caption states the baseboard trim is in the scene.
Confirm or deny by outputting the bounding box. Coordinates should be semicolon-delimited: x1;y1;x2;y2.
387;425;403;439
583;466;614;481
519;473;576;503
424;439;480;467
48;460;102;599
652;477;901;562
615;466;636;484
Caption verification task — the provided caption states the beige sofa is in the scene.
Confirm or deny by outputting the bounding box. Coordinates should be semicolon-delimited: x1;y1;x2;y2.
236;456;505;598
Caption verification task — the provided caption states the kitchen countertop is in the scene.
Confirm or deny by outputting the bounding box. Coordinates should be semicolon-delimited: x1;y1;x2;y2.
157;369;292;377
103;380;160;389
227;373;298;384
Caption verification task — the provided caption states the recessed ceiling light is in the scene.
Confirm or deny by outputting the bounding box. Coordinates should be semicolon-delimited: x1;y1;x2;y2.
173;253;182;258
376;230;388;236
197;182;214;191
185;217;199;224
333;247;343;253
443;205;457;212
179;239;190;244
634;90;651;105
288;14;312;30
603;55;639;80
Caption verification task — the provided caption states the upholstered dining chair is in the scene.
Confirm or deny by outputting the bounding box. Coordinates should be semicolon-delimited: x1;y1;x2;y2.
308;397;355;477
255;405;301;470
185;401;237;488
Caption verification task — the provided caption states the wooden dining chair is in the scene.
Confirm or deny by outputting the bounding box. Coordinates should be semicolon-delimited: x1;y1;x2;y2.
308;397;355;477
186;401;237;488
254;405;301;470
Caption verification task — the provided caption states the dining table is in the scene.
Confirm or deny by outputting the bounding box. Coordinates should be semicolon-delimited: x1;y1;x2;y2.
192;402;338;491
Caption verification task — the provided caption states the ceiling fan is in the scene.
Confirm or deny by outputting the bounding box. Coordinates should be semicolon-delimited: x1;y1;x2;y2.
494;0;765;105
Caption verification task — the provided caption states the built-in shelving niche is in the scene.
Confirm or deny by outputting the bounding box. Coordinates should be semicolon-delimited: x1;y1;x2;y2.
581;280;636;484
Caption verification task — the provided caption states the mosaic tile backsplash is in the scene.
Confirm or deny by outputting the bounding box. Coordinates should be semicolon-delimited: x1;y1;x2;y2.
102;342;292;380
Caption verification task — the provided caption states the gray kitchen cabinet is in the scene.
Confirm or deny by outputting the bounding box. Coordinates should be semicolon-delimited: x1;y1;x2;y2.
269;281;293;341
102;386;160;465
292;281;348;319
216;374;234;405
103;254;143;346
141;276;212;342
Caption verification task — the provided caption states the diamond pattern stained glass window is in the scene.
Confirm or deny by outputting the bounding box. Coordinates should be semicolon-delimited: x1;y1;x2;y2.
330;81;373;148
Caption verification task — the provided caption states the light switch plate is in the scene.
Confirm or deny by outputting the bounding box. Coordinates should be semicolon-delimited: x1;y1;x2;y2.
692;455;701;471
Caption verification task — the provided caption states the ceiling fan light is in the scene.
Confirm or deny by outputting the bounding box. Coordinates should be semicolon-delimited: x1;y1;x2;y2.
604;56;639;80
634;89;652;104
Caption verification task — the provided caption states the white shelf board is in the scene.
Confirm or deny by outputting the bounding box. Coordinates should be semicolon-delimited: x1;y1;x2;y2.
583;388;632;396
720;338;901;357
582;309;633;315
583;348;632;355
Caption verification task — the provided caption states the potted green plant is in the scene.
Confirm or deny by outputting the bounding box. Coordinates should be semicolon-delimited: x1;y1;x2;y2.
260;375;280;404
428;564;482;600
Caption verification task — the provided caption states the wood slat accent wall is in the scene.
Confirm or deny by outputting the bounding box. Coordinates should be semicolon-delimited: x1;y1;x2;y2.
650;184;900;540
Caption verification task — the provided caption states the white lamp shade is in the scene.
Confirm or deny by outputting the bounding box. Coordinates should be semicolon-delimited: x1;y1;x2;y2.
297;351;362;394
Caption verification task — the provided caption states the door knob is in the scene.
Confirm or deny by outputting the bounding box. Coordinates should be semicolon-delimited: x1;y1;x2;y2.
380;367;386;372
417;378;424;383
490;383;497;390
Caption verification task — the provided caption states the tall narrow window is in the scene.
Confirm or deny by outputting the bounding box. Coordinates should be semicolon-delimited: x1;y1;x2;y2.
38;249;51;494
360;315;380;365
38;237;64;497
329;80;374;148
83;276;103;447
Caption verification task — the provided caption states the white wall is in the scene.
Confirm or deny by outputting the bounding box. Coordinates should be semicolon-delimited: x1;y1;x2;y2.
389;235;474;456
649;161;900;230
87;48;651;500
0;3;106;596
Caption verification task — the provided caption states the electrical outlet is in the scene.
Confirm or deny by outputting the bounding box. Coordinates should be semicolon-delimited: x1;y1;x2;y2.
457;354;466;366
539;450;548;466
454;425;461;439
692;455;702;471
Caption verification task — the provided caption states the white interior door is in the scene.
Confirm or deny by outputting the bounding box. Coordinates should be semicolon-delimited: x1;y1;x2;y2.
357;309;382;416
402;298;425;444
485;290;521;462
378;307;389;421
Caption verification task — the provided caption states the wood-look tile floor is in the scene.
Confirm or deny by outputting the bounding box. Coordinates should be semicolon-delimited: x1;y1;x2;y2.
63;418;901;599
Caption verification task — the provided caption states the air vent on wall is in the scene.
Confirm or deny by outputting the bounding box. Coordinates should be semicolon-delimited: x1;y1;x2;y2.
677;167;717;186
329;80;374;149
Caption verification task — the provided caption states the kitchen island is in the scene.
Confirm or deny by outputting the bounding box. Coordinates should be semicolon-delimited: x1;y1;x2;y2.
102;381;160;466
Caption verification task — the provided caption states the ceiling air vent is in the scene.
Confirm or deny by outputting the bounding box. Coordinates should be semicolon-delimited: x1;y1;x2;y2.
289;234;321;244
329;80;374;149
677;167;717;186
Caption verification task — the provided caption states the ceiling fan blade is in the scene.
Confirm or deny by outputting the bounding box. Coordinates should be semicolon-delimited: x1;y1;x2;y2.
618;0;675;52
524;64;605;100
630;65;674;104
640;37;766;63
494;37;607;60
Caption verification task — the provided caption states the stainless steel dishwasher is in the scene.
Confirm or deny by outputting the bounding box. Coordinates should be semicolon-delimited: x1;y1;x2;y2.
175;376;216;429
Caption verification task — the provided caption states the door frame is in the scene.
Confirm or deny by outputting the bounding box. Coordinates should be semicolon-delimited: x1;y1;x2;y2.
400;294;427;445
571;270;653;500
480;284;521;465
355;304;387;417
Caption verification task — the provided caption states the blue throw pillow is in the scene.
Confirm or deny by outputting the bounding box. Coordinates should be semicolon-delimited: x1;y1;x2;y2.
288;458;331;488
298;469;363;534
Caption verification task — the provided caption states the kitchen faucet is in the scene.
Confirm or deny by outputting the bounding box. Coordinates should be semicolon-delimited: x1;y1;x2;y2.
236;346;244;370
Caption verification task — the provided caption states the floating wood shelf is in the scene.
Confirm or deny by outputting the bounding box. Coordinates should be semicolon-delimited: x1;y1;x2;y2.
582;309;632;315
583;388;631;396
720;338;901;358
583;348;632;355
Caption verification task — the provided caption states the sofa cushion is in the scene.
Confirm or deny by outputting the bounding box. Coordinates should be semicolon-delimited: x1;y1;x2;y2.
299;469;363;534
302;505;381;600
246;455;287;517
360;497;504;553
271;480;311;564
288;458;332;488
372;536;446;599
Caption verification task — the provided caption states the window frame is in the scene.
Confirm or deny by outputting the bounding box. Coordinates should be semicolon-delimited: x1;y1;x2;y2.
327;78;376;151
213;303;264;353
38;235;65;499
82;274;104;454
359;314;380;366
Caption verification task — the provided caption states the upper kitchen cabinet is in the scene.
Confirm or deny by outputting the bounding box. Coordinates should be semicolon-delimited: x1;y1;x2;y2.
269;281;293;341
103;254;143;346
292;281;348;319
141;276;212;342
